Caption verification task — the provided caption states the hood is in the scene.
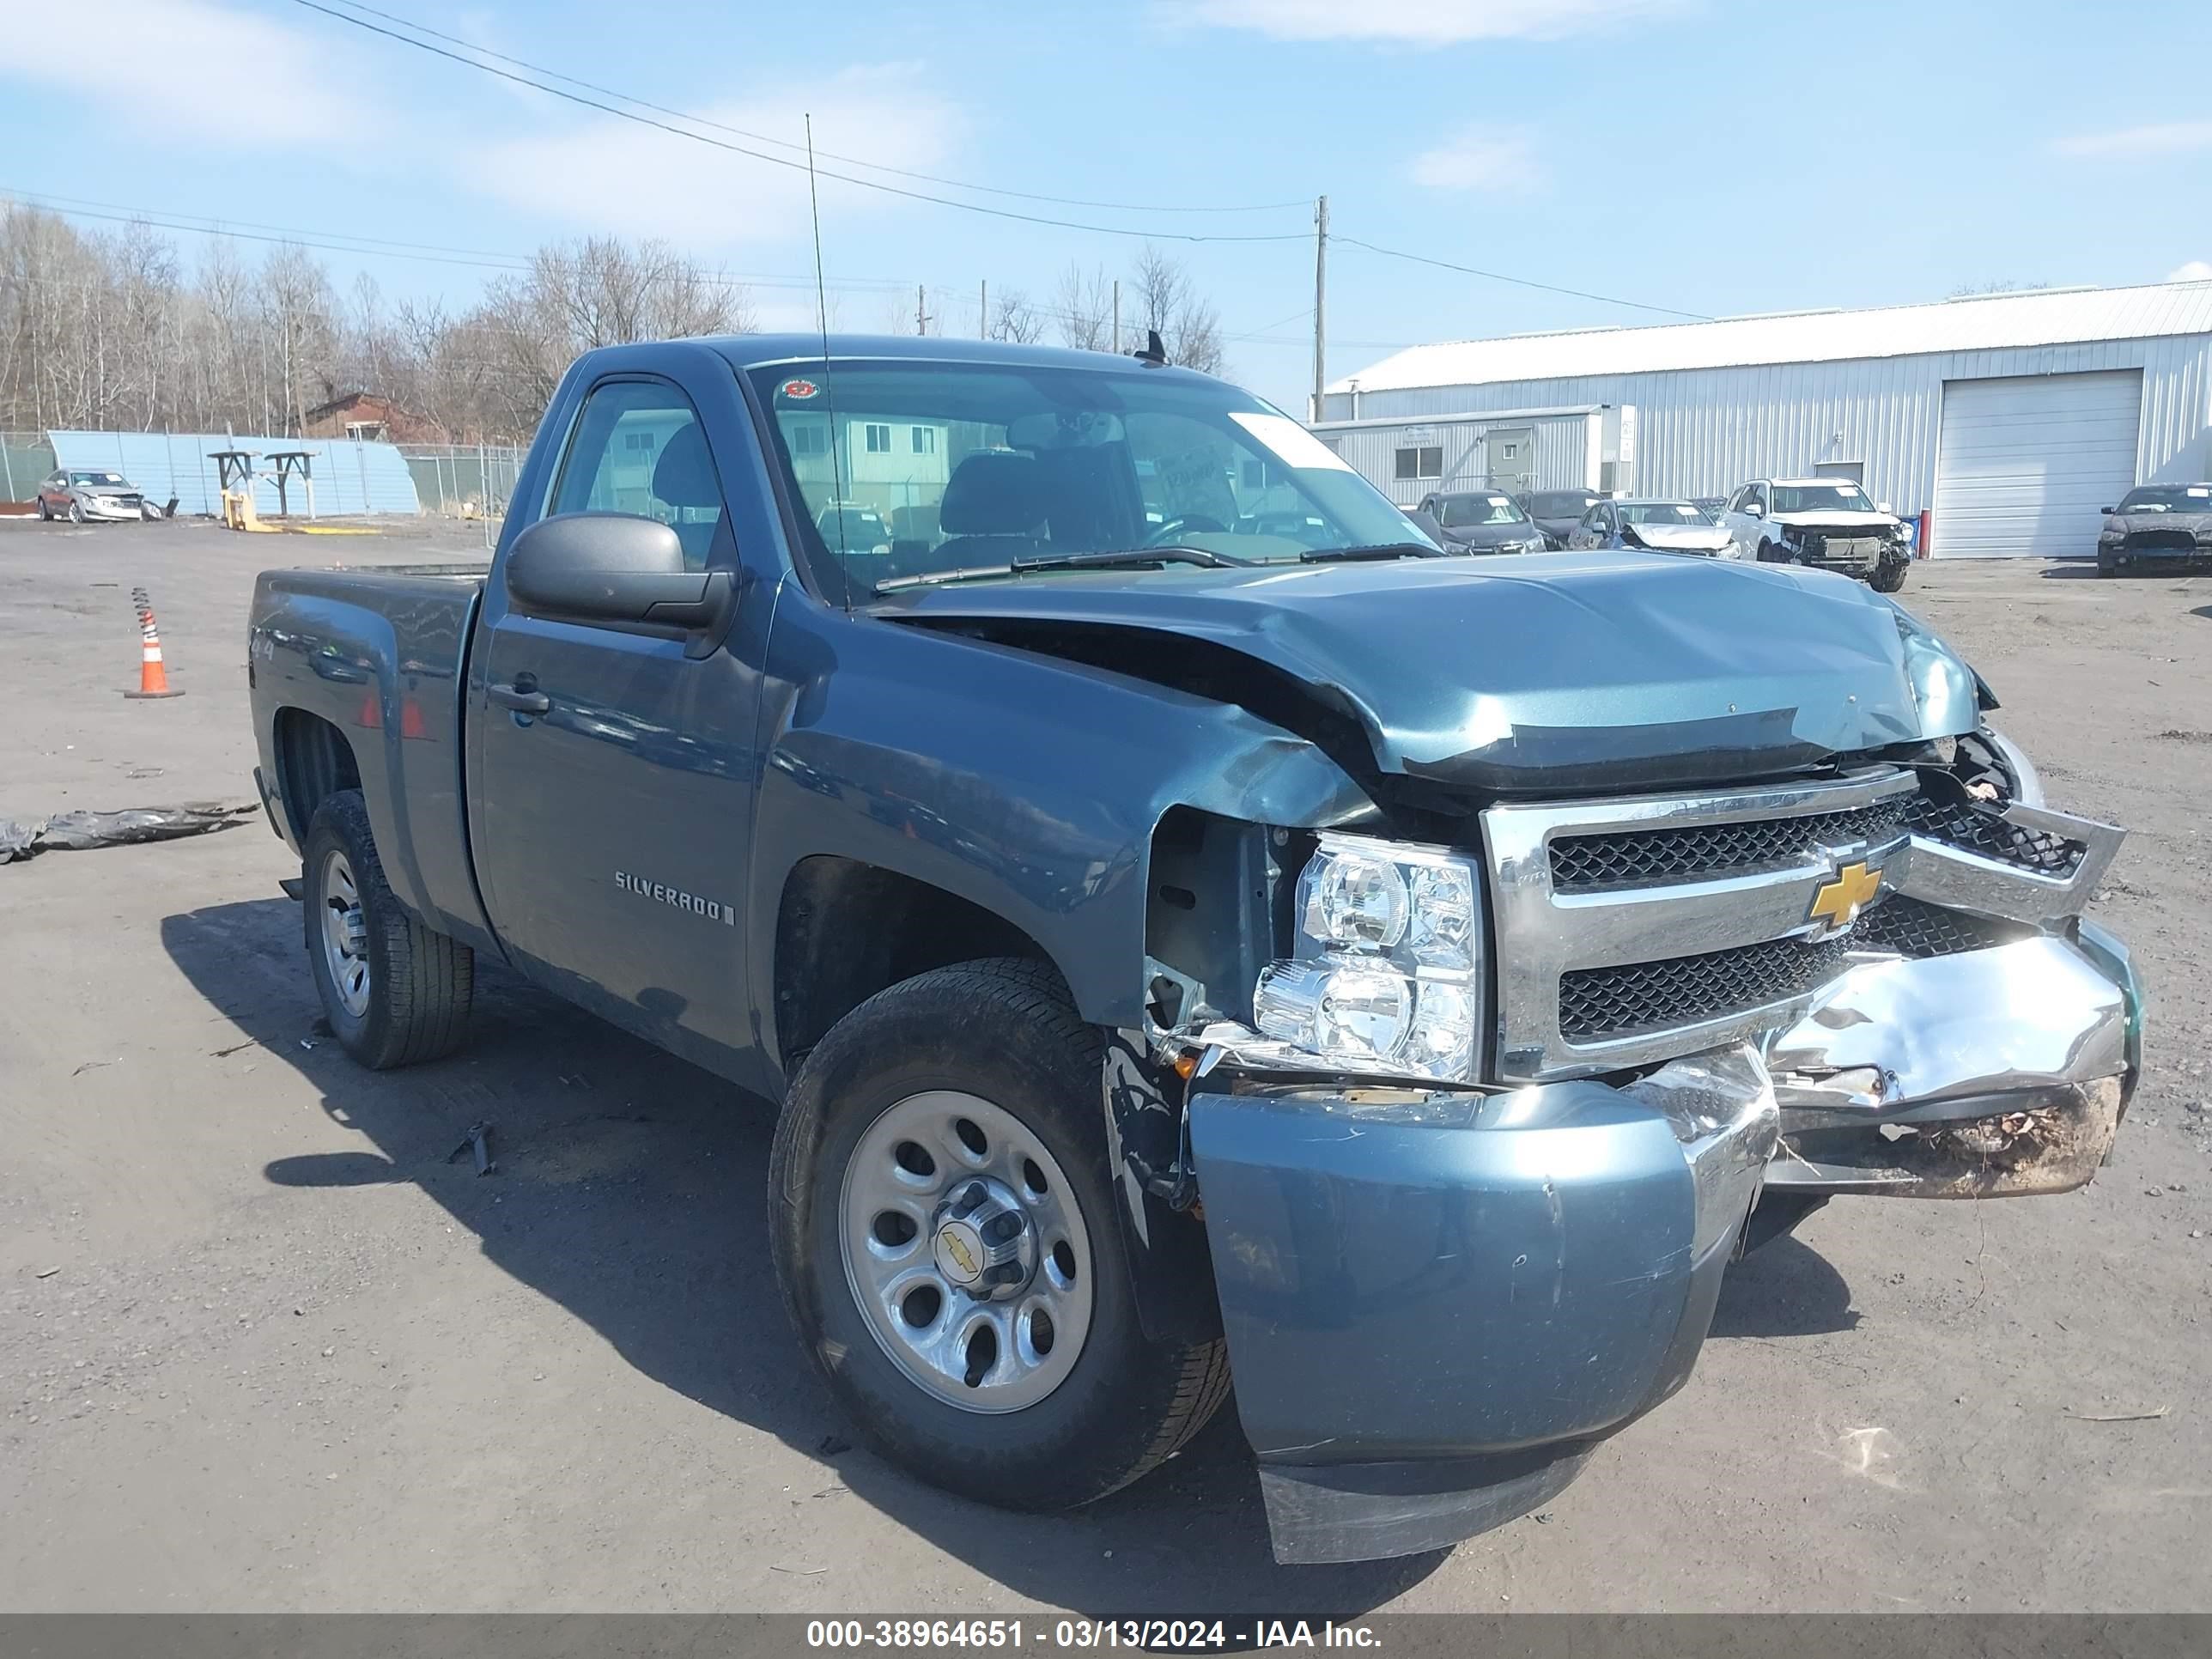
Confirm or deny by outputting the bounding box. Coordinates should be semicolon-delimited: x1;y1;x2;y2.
1622;522;1734;554
1767;509;1898;532
2108;510;2212;535
876;551;1980;794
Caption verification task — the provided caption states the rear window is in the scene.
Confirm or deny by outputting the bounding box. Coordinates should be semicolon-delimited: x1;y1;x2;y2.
1437;494;1525;526
1528;490;1596;516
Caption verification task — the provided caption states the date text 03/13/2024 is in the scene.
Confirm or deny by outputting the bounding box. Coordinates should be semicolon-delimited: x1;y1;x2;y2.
804;1619;1382;1650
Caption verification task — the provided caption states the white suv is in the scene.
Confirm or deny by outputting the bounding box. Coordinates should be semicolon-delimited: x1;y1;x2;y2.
1719;478;1911;592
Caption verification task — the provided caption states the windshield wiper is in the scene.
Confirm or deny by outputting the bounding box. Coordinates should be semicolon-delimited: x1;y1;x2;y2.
1298;541;1443;563
874;545;1245;594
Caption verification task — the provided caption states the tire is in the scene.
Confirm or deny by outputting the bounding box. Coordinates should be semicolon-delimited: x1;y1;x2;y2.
36;498;50;522
2096;553;2116;578
1869;557;1908;593
68;500;85;524
770;958;1231;1513
301;789;474;1069
1756;539;1778;563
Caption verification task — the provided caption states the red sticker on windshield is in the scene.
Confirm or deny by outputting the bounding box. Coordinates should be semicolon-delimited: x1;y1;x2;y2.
781;378;819;399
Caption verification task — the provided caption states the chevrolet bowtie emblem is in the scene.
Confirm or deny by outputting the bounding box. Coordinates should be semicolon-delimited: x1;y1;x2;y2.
1808;860;1883;934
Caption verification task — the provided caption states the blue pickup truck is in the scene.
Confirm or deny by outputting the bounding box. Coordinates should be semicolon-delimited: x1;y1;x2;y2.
247;335;2143;1565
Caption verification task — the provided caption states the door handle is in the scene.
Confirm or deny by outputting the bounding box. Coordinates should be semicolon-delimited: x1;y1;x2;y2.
489;680;551;714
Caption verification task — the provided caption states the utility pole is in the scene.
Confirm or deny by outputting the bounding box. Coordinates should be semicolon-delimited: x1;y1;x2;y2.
980;279;988;339
915;283;928;336
1111;279;1121;354
1311;194;1328;425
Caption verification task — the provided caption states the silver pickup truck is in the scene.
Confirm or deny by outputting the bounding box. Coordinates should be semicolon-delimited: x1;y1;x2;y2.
246;335;2143;1565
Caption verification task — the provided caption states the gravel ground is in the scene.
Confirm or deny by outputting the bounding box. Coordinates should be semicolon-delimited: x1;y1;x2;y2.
1;514;2207;1615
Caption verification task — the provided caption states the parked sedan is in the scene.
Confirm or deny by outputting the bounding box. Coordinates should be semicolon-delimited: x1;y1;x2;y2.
1568;498;1737;556
35;468;155;523
2095;483;2212;575
1516;488;1603;549
1417;489;1547;555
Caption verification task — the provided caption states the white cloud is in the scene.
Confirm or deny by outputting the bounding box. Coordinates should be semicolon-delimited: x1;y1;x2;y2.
1182;0;1682;44
1411;126;1540;192
0;0;373;144
2051;119;2212;159
471;66;963;249
2170;260;2212;283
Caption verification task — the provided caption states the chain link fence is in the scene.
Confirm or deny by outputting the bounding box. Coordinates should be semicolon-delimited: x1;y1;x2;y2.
400;444;526;520
1;432;58;501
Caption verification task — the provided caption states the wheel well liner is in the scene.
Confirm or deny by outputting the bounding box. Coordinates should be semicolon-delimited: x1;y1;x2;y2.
772;855;1062;1073
272;708;362;832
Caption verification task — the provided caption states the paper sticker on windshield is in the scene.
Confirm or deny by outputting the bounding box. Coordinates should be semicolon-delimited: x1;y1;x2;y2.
2191;487;2210;498
780;378;819;400
1230;411;1354;473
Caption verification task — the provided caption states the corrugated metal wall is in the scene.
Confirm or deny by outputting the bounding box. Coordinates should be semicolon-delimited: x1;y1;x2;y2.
45;431;422;516
1328;411;1594;504
1320;333;2212;519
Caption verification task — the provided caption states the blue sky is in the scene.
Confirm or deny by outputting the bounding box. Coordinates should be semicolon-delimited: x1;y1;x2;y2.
3;0;2208;411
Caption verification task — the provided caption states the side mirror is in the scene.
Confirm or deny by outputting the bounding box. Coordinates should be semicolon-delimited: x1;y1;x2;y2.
2100;506;2116;515
1876;501;1894;515
1744;502;1764;518
506;512;734;635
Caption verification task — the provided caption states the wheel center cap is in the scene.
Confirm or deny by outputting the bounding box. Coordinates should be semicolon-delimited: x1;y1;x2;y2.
933;1218;988;1286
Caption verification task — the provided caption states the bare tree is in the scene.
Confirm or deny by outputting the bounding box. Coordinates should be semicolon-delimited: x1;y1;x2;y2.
1053;263;1116;351
988;289;1048;344
1127;244;1223;374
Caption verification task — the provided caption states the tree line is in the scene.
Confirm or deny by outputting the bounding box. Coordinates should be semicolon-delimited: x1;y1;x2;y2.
0;202;1227;443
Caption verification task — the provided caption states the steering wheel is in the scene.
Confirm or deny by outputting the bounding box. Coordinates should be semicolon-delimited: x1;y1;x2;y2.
1144;514;1228;547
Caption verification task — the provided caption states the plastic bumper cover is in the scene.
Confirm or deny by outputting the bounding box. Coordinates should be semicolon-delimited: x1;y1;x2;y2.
1188;1045;1777;1564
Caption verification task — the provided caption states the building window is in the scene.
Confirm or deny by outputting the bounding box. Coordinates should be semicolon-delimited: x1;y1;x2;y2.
789;423;827;457
911;426;937;454
1394;445;1443;481
864;423;892;454
623;429;657;453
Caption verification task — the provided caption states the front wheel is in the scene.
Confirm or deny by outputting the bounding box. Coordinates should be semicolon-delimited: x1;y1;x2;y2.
302;790;474;1069
1869;557;1909;593
68;501;85;524
769;958;1231;1511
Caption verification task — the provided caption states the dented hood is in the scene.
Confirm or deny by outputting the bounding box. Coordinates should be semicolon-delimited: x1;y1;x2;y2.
877;550;1982;793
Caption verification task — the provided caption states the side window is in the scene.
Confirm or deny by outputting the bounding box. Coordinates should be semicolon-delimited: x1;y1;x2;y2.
549;379;725;572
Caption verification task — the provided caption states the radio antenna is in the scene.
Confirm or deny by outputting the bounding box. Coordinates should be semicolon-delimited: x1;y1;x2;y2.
805;112;852;611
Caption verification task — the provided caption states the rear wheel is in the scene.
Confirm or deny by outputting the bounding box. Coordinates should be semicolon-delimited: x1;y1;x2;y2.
769;958;1231;1511
302;790;474;1069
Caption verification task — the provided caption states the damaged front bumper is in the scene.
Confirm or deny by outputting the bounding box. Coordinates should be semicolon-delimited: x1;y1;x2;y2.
1765;921;2142;1196
1188;1045;1777;1565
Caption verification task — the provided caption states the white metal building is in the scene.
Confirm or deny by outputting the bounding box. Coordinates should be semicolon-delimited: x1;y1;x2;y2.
1316;280;2212;557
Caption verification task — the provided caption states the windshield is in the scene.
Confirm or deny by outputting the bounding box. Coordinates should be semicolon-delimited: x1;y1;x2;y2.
750;359;1425;596
1528;490;1597;518
1620;501;1709;526
70;471;126;486
1770;483;1877;514
1436;493;1525;526
2116;485;2210;513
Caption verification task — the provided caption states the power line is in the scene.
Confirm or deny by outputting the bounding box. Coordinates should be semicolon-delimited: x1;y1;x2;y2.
1334;236;1710;321
317;0;1309;218
289;0;1310;246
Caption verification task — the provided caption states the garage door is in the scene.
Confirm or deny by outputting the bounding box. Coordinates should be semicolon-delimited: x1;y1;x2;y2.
1932;371;2142;558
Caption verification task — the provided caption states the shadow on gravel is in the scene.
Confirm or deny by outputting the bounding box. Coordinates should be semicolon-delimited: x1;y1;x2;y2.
2035;563;2102;580
1709;1236;1858;1339
163;894;1443;1619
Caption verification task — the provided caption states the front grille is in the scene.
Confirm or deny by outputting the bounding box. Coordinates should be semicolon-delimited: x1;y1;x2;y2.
1558;934;1852;1042
2125;530;2195;552
1903;793;2086;877
1853;894;2032;959
1800;532;1882;565
1551;797;1907;890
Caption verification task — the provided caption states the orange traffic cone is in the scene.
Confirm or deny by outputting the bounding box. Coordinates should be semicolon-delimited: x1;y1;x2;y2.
124;587;185;700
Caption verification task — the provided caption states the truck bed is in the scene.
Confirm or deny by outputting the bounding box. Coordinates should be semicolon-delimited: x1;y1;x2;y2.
249;562;492;948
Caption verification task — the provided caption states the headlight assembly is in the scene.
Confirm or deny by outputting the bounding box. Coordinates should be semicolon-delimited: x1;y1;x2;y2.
1253;833;1486;1082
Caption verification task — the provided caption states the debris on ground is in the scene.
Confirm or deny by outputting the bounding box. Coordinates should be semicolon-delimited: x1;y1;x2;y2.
2063;1407;2170;1423
447;1121;496;1176
0;801;258;864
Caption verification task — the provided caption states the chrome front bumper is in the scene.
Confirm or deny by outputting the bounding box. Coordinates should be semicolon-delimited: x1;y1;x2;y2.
1765;923;2142;1197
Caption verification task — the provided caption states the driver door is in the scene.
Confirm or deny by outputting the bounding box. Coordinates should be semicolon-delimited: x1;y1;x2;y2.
468;369;769;1073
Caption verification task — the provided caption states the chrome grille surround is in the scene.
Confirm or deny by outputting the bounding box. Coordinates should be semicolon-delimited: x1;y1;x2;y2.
1483;769;1918;1082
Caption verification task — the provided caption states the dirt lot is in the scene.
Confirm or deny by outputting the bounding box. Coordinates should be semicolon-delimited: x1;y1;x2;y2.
2;514;2208;1616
